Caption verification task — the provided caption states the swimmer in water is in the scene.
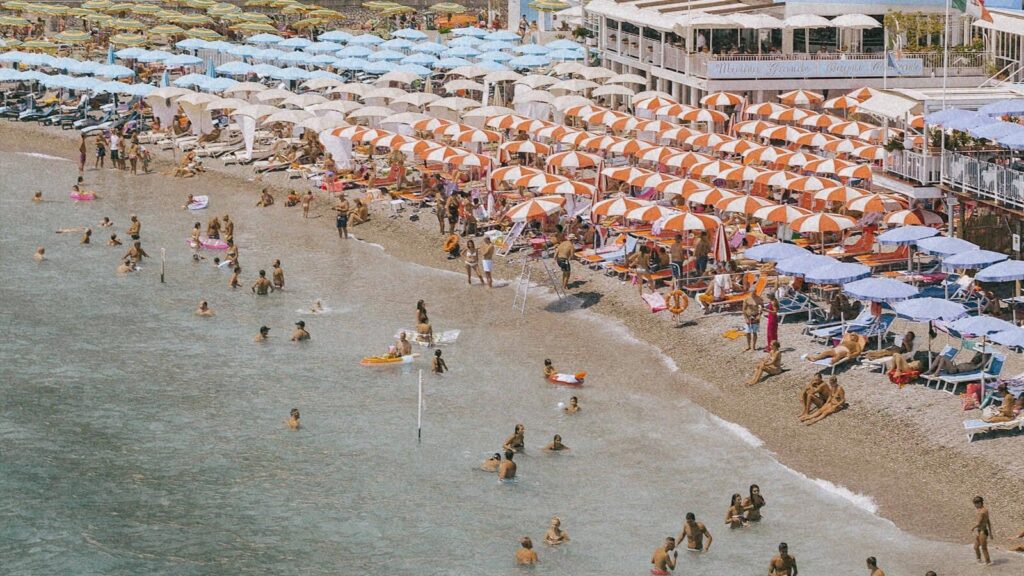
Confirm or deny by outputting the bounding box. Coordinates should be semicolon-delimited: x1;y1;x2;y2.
677;512;713;553
650;536;677;575
397;332;412;356
503;424;525;453
287;408;300;430
310;300;324;313
291;320;310;341
116;258;134;274
252;269;274;295
229;266;241;289
769;543;797;575
80;228;92;245
255;326;270;342
33;246;46;261
108;233;121;246
272;259;284;290
725;493;748;528
498;450;516;480
543;358;556;378
432;349;447;374
123;241;149;265
481;452;501;472
127;215;140;240
563;396;580;414
866;557;885;576
99;217;113;228
544;516;569;545
32;191;43;202
195;300;214;317
543;434;569;452
515;536;537;565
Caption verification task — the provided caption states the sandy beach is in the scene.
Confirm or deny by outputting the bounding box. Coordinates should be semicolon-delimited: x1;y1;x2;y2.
3;119;1024;557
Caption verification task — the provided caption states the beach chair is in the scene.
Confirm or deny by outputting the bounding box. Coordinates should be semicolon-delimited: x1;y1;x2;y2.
921;346;960;390
855;245;909;270
825;228;875;258
963;414;1024;442
807;309;874;342
934;353;1006;395
776;291;820;320
705;274;766;314
801;333;867;374
863;333;918;372
859;315;896;348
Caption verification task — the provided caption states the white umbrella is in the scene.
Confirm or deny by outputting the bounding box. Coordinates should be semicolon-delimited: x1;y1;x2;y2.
514;90;555;104
283;93;327;108
307;100;363;115
430;97;481;111
232;104;280;120
221;81;269;95
364;87;407;101
606;73;647;86
592;85;635;98
330;83;372;97
348;106;396;119
254;88;294;102
483;70;522;83
633;89;675;101
302;77;345;90
444;79;486;92
381;111;430;125
299;115;348;132
206;97;249;111
831;14;879;29
463;105;516;118
550;78;599;93
391;92;441;107
730;13;784;29
516;74;558;89
577;66;615;81
448;65;492;78
553;95;592;111
552;61;585;75
376;71;420;85
263;109;313;125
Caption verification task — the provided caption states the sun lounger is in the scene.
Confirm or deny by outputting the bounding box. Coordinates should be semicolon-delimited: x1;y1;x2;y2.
825;231;875;258
933;353;1006;395
704;273;766;314
963;414;1024;442
859;314;895;347
855;245;909;269
863;333;917;372
801;334;867;374
776;291;819;320
808;309;875;342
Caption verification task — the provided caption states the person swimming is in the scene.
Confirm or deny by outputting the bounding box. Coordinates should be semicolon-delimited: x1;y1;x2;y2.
480;452;501;472
108;233;121;246
116;258;134;274
677;512;713;553
397;332;412;356
99;217;113;228
33;246;45;261
309;300;325;313
543;358;556;378
725;493;748;528
32;191;43;203
563;396;580;414
291;320;310;341
650;537;677;575
255;326;270;342
544;516;569;545
287;408;300;430
544;434;569;452
498;449;516;480
80;228;92;244
503;424;525;452
432;349;447;374
195;300;214;317
515;536;537;565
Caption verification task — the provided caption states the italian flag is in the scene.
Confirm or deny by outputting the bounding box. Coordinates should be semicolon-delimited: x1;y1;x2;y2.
953;0;993;23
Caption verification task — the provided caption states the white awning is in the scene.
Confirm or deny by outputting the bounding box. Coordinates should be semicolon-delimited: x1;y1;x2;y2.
855;92;919;121
972;9;1024;36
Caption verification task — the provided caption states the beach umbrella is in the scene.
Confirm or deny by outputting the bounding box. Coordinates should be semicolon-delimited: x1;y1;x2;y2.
746;102;787;116
717;165;764;182
451;26;488;37
776;254;838;277
990;328;1024;351
893;297;970;360
846;193;904;213
654;212;721;233
592;195;650;217
743;146;789;165
53;30;93;44
411;41;447;54
778;89;823;106
658;178;710;197
844;277;918;303
682;108;729;124
485;30;520;41
916;236;977;257
752;204;811;224
701;91;742;107
392;28;427;40
506;197;563;221
803;157;852;175
515;43;550;54
941;250;1008;272
803;113;844;129
977;259;1024;322
877;225;938;246
717;195;776;215
883;209;943;227
508;55;550;69
744;242;810;263
952;315;1016;338
686;187;739;206
538;180;596;196
785;175;839;192
501;140;550;156
625;205;680;223
804;262;871;285
349;33;384;46
547;150;600;169
823;95;860;110
813;186;867;204
108;33;147;46
790;212;857;233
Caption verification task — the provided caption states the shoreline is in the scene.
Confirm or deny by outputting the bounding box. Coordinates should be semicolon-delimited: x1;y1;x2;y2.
5;121;1024;551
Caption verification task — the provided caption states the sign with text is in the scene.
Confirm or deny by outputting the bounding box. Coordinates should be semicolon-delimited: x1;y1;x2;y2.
706;57;924;79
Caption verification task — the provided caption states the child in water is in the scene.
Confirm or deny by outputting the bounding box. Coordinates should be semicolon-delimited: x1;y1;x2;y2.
432;349;448;374
543;359;556;378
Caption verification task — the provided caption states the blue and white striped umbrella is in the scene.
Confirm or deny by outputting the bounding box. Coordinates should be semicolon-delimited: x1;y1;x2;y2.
976;259;1024;282
402;53;439;66
843;277;918;303
246;33;284;44
508;55;550;68
915;235;977;256
392;28;427;40
892;297;968;322
348;33;384;46
876;225;938;246
744;242;809;263
279;37;312;49
941;249;1008;272
216;61;254;75
485;30;521;41
318;30;354;42
202;77;239;93
304;41;344;54
337;45;373;58
380;38;416;51
949;315;1017;337
803;262;871;285
451;26;489;37
411;41;448;54
775;254;838;277
368;49;407;61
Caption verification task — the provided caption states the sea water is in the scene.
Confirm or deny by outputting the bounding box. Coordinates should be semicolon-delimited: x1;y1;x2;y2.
0;150;1014;575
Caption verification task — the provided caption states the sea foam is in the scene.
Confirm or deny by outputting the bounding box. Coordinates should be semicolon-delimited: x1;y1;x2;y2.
20;152;71;162
707;413;764;448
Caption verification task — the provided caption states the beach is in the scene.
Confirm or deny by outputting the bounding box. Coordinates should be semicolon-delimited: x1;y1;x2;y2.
1;120;1023;574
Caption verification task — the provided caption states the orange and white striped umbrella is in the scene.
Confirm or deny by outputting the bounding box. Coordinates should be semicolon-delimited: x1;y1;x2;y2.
760;125;809;142
636;145;684;163
654;103;697;120
634;95;678;111
398;139;441;156
547;150;602;169
608;115;644;132
845;193;905;213
501;140;551;156
803;157;853;175
769;107;813;123
506;197;564;221
743;146;789;165
580;134;623;151
836;164;874;180
716;194;776;214
686;132;732;149
779;89;824;106
822;138;866;154
686;187;739;205
829;121;874;137
412;117;451;132
800;113;843;129
491;165;540;184
635;119;676;133
909;114;924;129
657;178;710;197
607;139;653;156
718;165;765;182
813;186;868;203
602;165;651;183
534;124;574;140
778;151;823;168
853;144;886;161
330;125;368;139
754;169;799;187
583;109;630;126
514;118;554;133
752;204;812;224
745;102;788;116
372;133;415;148
631;172;677;189
625;204;681;222
435;122;475;137
681;108;730;124
846;87;879;101
592;195;651;216
455;128;501;143
538;180;596;196
883;209;943;227
785;175;839;192
658;126;699;142
656;211;722;232
449;153;492;168
736;119;777;135
420;145;467;163
701;91;743;107
558;129;593;146
355;128;392;142
486;114;528;130
862;127;903;144
790;212;857;233
564;104;606;118
715;139;757;155
795;132;838;148
823;95;860;110
515;172;567;188
689;159;740;179
664;151;712;170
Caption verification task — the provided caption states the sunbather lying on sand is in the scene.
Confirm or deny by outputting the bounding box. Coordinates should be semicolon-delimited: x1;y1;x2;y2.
806;332;865;366
803;376;846;425
747;341;782;386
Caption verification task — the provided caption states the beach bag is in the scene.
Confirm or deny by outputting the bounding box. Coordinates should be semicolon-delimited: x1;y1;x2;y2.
966;383;982;404
961;393;979;411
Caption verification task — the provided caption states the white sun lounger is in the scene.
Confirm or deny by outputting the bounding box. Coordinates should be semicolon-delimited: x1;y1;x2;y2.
963;414;1024;442
863;333;917;372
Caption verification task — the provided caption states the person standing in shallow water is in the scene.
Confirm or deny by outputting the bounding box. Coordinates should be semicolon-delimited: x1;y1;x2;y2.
271;259;285;290
334;193;350;239
287;408;300;430
973;496;993;565
769;542;797;575
650;536;677;574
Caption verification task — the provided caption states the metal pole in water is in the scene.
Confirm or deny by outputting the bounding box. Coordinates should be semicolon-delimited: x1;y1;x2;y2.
160;248;166;283
417;369;423;444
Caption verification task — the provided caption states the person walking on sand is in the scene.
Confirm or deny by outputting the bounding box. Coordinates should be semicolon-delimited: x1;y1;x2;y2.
866;557;885;576
515;536;536;564
291;320;310;341
302;190;313;219
334;193;350;239
271;259;285;290
677;512;713;553
481;236;495;287
78;135;87;173
555;233;574;290
650;537;677;575
769;543;797;575
498;450;516;480
973;496;993;565
252;270;274;295
764;293;779;351
464;239;484;285
432;349;448;374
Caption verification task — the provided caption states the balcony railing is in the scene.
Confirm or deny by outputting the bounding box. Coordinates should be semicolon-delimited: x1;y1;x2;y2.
887;149;942;186
942;151;1024;210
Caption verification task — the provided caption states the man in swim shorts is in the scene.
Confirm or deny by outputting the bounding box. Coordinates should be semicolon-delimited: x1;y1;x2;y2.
515;536;537;565
123;241;149;265
291;321;310;341
252;270;274;295
127;215;141;240
481;236;495;288
498;450;516;480
554;233;573;290
271;259;285;290
335;193;350;239
669;234;687;289
677;512;713;553
769;542;797;575
650;536;677;574
397;332;412;356
973;496;992;565
563;396;580;414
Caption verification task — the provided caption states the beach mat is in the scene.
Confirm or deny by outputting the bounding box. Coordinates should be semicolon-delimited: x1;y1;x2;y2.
642;292;667;313
722;329;744;340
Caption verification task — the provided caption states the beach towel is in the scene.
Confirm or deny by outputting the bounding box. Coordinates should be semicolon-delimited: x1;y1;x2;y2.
642;291;667;313
722;329;744;340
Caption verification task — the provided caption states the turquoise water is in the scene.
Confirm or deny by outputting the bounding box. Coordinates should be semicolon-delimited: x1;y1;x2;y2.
0;149;1015;575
